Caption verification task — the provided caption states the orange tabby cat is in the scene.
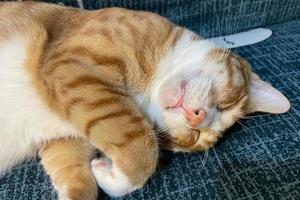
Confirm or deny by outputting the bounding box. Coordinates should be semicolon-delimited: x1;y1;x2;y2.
0;2;290;199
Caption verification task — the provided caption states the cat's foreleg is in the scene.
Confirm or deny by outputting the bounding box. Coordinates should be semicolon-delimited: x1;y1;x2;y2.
39;138;97;200
84;95;158;197
45;62;159;196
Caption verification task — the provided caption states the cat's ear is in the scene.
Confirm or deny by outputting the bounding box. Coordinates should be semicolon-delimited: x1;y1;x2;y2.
247;72;291;114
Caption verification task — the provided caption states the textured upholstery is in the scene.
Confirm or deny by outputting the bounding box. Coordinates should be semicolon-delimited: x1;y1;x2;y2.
46;0;300;37
0;1;299;199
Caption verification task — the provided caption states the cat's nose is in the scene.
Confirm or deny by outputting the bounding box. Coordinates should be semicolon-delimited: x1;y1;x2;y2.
185;109;207;128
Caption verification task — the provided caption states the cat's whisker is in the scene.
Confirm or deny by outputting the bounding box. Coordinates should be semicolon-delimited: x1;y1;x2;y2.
185;124;194;129
157;133;170;140
156;127;169;134
156;146;167;162
240;113;273;119
156;127;168;132
210;50;232;85
155;125;168;131
216;15;222;37
198;150;209;172
157;131;169;136
208;64;223;84
221;49;228;61
237;120;248;129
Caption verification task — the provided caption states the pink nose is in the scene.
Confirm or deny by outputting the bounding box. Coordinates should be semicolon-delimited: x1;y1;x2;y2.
185;109;207;128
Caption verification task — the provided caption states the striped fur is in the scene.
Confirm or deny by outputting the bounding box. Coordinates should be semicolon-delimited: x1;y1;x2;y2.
0;1;290;199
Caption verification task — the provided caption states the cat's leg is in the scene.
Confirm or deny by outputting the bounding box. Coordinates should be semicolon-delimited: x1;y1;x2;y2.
39;138;97;200
43;62;158;196
64;88;158;196
83;96;158;197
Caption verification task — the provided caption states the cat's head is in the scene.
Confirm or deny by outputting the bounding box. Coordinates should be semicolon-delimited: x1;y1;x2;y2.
149;31;290;152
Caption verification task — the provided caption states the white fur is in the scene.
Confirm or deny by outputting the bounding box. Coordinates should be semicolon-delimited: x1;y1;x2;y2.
0;37;81;174
134;30;247;150
138;29;290;142
55;185;71;200
91;158;139;197
135;30;218;128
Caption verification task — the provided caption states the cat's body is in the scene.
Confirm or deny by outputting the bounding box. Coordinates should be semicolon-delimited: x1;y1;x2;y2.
0;6;83;170
0;2;290;199
0;38;81;172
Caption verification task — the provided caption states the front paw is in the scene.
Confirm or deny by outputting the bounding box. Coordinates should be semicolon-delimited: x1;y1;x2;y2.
54;165;98;200
91;158;140;197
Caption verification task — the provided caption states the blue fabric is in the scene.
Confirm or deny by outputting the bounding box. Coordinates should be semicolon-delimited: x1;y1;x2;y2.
0;1;300;199
47;0;300;37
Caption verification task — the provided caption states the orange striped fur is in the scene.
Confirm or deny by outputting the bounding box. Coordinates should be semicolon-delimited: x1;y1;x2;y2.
0;2;183;198
0;1;290;199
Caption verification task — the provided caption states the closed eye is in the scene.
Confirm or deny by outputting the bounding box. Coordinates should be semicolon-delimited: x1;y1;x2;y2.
216;103;235;112
216;95;248;112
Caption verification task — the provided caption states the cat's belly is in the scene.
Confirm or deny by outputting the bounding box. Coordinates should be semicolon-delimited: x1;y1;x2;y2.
0;37;82;173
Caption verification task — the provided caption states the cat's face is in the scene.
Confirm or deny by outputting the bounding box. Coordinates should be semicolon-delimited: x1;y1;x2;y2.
154;39;290;152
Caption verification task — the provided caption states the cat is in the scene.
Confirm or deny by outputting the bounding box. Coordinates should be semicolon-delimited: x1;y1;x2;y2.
0;1;290;199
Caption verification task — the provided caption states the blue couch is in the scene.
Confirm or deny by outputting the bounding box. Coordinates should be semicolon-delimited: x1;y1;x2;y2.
0;0;299;199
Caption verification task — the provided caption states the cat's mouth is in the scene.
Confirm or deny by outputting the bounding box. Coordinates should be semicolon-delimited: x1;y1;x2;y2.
164;83;208;128
171;129;200;147
158;128;200;150
159;128;218;152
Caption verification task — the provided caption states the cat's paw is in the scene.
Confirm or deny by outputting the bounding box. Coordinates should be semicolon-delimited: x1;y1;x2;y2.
91;158;139;197
54;165;98;200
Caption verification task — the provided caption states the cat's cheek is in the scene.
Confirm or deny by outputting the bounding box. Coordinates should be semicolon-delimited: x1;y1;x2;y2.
211;110;240;132
91;159;140;197
157;77;186;108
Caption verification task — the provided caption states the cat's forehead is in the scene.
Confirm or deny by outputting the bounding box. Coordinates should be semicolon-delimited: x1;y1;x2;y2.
184;48;250;108
185;47;251;96
204;48;250;107
204;48;250;87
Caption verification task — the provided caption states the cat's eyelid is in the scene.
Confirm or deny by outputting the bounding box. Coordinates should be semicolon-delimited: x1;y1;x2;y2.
216;104;229;112
217;94;248;112
216;100;237;112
